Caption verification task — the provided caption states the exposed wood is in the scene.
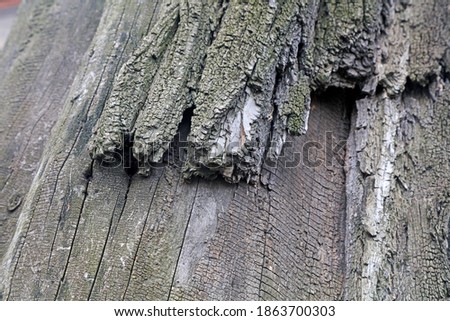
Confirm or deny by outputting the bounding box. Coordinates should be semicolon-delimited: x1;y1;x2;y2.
0;0;104;263
0;0;448;301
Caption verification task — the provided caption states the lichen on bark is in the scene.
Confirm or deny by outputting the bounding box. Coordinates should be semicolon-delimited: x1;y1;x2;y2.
88;0;313;183
88;3;180;164
88;0;421;184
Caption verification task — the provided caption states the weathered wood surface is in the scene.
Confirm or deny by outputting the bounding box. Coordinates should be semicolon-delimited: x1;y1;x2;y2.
0;0;448;300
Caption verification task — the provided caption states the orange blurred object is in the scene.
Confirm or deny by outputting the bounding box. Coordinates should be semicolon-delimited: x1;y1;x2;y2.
0;0;20;10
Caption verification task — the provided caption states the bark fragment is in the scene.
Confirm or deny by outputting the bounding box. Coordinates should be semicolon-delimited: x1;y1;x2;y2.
88;0;312;183
89;4;180;164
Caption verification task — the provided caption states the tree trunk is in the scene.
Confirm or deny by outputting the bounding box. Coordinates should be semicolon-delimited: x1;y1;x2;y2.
0;0;448;301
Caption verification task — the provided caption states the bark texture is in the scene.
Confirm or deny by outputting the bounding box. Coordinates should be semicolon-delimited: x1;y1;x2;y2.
0;0;448;300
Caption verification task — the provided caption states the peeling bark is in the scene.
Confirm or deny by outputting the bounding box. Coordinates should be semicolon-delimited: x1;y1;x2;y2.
0;0;448;301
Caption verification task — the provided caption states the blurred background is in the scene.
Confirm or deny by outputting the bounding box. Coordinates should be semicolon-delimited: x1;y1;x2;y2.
0;0;20;49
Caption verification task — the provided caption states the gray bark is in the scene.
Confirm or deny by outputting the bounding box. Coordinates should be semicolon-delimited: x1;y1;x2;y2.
0;0;448;300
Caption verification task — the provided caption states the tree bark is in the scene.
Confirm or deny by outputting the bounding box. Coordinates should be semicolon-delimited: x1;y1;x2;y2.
0;0;448;300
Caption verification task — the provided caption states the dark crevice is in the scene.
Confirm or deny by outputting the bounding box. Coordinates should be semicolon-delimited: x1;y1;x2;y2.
374;82;384;96
311;86;358;124
123;132;138;177
120;105;195;177
95;131;138;178
403;77;436;100
440;48;450;82
263;64;284;163
82;163;93;181
380;0;392;30
178;106;194;142
166;106;194;168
